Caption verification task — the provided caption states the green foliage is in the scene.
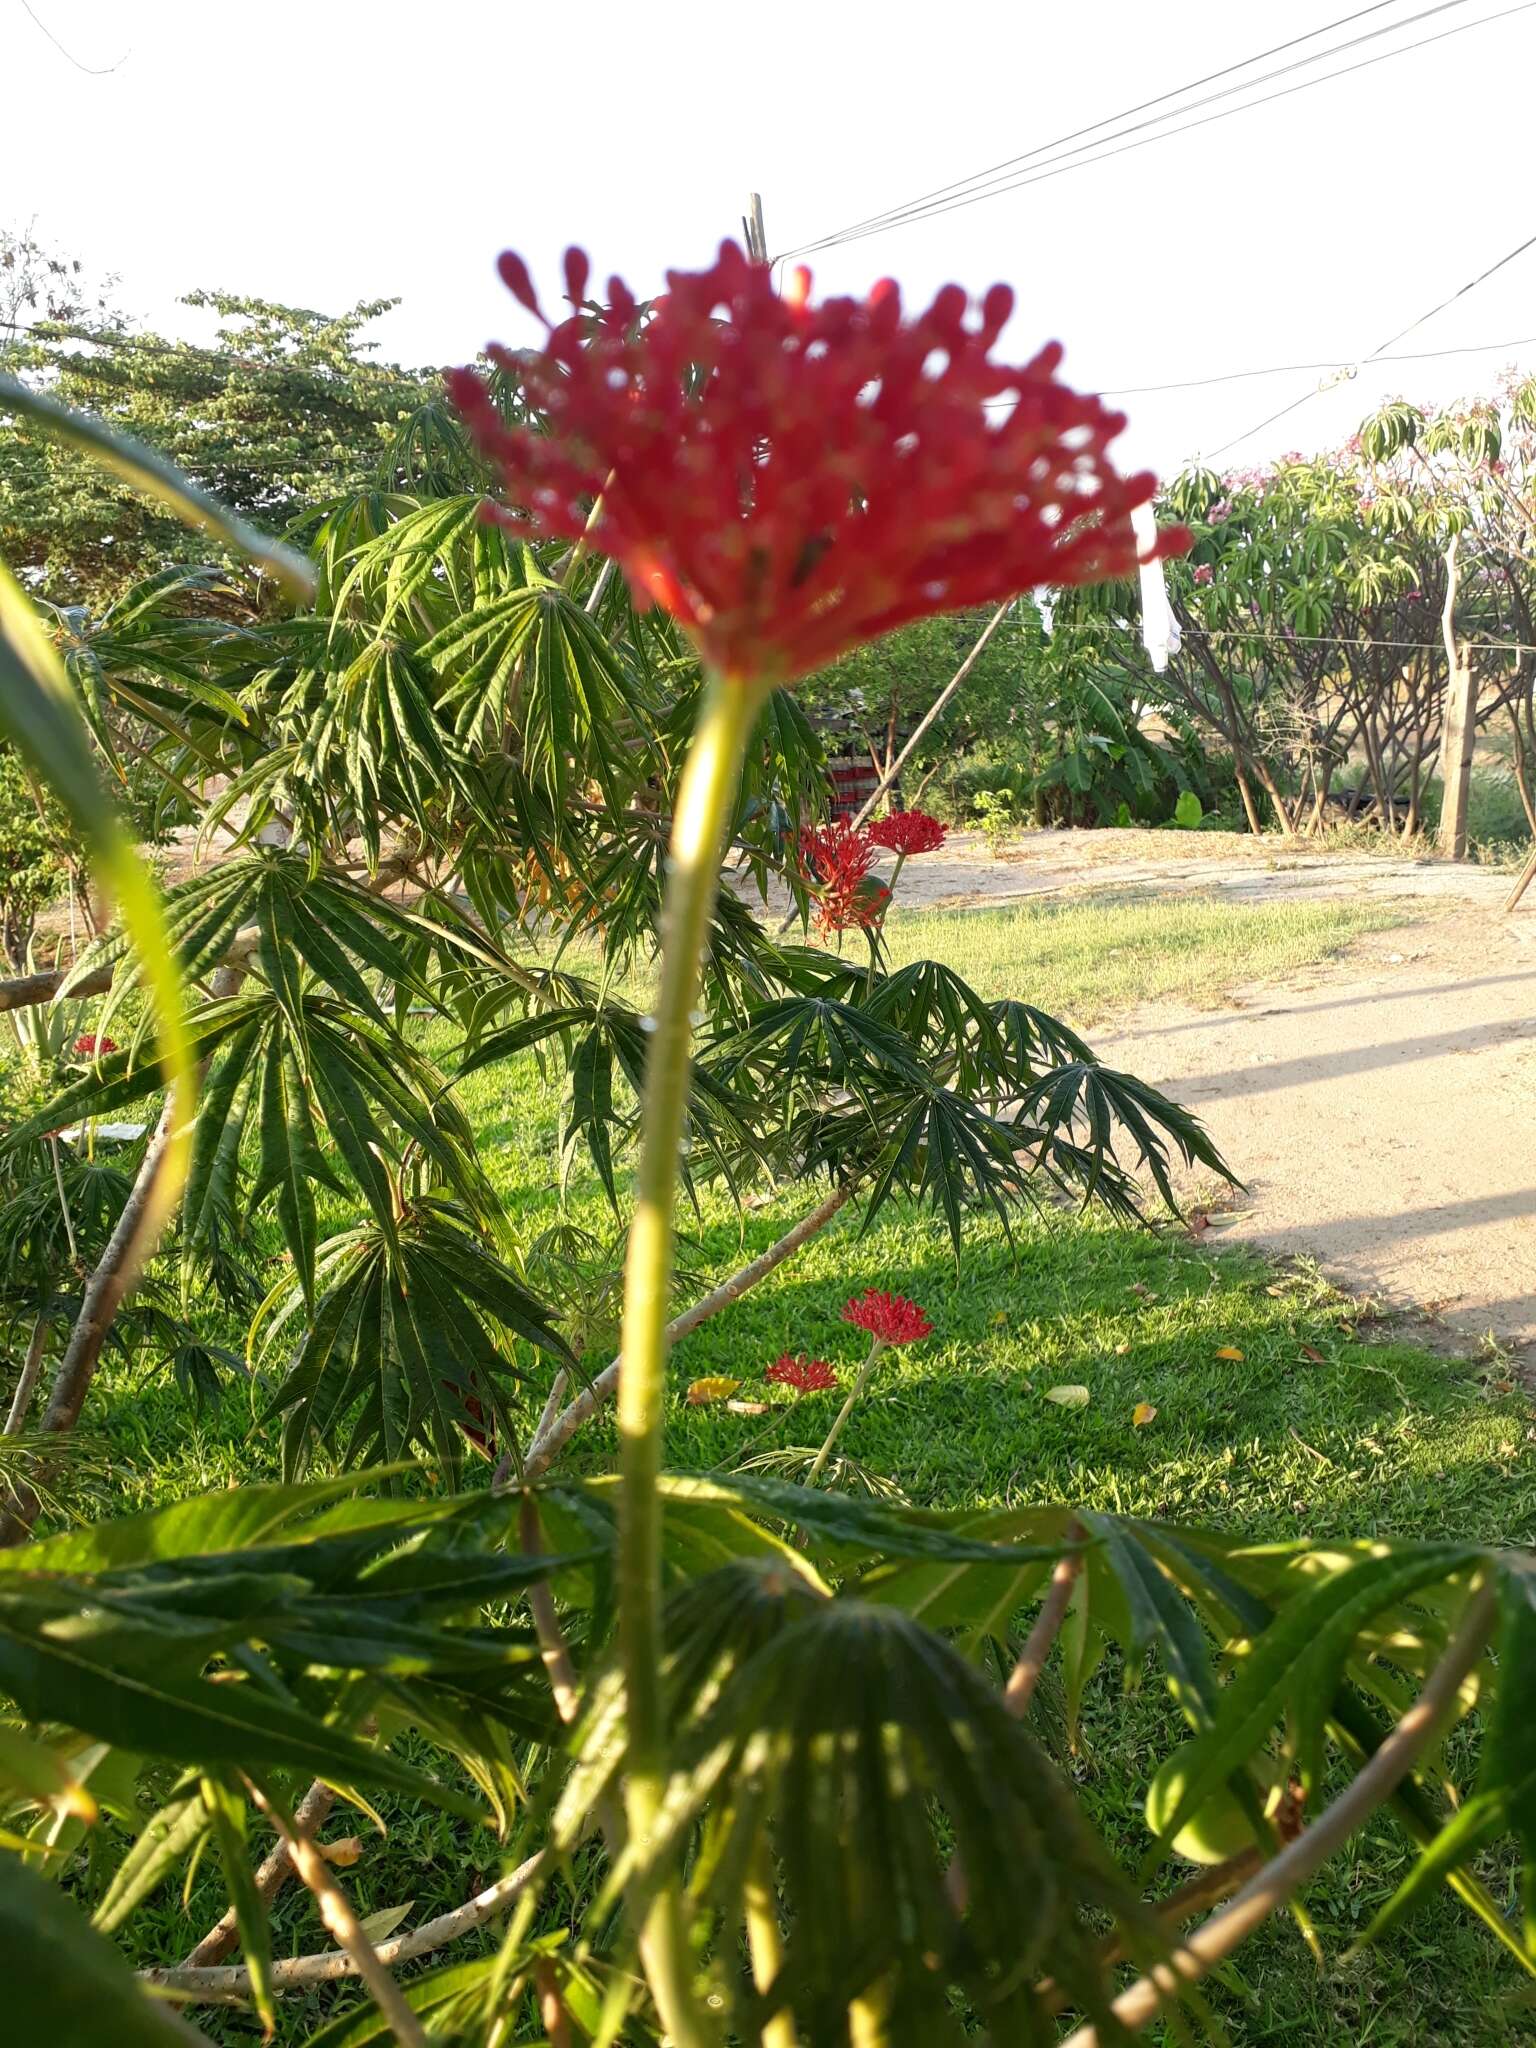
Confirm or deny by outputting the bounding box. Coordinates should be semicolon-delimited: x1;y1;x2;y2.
1;281;432;601
0;741;78;969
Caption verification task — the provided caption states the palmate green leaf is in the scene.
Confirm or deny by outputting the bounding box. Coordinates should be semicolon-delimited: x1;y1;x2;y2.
263;1204;570;1482
1352;1557;1536;1965
1144;1543;1479;1867
570;1564;1144;2044
0;1849;198;2046
1014;1060;1232;1210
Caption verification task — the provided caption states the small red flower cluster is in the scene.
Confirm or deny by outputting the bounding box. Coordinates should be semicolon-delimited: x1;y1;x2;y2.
449;242;1184;684
798;817;880;934
72;1034;118;1057
842;1289;933;1347
767;1352;838;1395
868;808;947;857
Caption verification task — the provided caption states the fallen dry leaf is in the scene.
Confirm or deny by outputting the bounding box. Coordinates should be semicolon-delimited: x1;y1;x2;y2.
1044;1384;1090;1409
1132;1402;1157;1427
726;1398;771;1416
1129;1282;1159;1301
686;1376;742;1406
321;1837;365;1869
1300;1344;1325;1365
1214;1346;1245;1362
991;1310;1009;1328
1114;1340;1130;1356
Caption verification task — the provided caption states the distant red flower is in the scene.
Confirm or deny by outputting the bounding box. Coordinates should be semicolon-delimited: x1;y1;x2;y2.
767;1352;838;1395
842;1290;932;1347
72;1034;118;1057
1192;564;1214;586
869;809;947;857
798;817;882;933
449;242;1185;685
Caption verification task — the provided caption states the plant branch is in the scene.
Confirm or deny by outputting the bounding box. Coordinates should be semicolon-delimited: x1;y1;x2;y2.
1002;1538;1083;1717
513;1180;854;1485
242;1780;428;2047
146;1850;549;1999
180;1778;337;1969
1058;1577;1498;2048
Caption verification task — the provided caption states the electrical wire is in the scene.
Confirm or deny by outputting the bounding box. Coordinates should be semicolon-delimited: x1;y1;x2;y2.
777;0;1531;260
977;331;1536;409
779;0;1421;258
1207;219;1536;456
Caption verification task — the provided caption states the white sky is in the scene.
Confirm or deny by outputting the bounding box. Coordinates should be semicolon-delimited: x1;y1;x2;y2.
5;0;1536;484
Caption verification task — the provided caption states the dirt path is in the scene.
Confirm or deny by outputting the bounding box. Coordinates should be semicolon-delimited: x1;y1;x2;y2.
882;826;1519;910
1092;911;1536;1355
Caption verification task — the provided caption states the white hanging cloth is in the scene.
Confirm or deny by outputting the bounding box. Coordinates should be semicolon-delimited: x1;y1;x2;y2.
1132;499;1181;674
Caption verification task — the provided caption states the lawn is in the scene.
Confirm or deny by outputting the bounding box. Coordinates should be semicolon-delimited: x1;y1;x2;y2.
880;892;1402;1019
57;890;1536;2045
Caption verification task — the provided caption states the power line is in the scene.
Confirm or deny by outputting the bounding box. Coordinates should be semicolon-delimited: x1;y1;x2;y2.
1206;220;1536;456
777;0;1530;260
18;0;128;75
978;331;1536;409
779;0;1420;258
1048;620;1536;655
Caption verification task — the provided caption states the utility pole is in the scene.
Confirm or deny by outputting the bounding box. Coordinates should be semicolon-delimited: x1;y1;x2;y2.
743;193;768;265
1437;534;1477;859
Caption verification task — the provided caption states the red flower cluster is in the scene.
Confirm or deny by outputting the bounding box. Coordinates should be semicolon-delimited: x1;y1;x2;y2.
767;1352;838;1395
842;1290;933;1347
798;817;883;934
72;1034;118;1057
449;242;1184;684
869;809;947;857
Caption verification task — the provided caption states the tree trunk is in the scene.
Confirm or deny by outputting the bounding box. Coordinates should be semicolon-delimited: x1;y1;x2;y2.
3;1316;50;1435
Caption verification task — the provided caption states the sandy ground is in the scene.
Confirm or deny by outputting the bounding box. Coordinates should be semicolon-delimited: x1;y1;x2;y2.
751;827;1534;1352
872;826;1520;910
1091;910;1536;1356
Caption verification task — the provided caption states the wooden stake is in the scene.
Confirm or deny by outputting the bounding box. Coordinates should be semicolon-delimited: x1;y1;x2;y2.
1438;535;1477;858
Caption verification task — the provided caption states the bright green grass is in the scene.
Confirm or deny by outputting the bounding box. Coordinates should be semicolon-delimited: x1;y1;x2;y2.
62;891;1536;2045
880;893;1401;1022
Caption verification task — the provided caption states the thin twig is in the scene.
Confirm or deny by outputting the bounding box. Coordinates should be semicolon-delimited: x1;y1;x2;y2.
513;1181;854;1485
1003;1538;1083;1718
145;1851;549;1999
180;1778;337;1968
243;1780;428;2047
1058;1578;1498;2048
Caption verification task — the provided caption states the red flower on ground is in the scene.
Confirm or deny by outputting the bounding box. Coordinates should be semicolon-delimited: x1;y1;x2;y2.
842;1290;933;1347
449;242;1185;685
868;809;947;857
72;1034;118;1057
767;1352;838;1395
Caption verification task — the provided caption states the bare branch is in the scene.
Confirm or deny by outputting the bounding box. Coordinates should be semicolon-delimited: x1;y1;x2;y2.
146;1850;548;2001
1002;1538;1083;1718
238;1781;427;2044
180;1778;337;1969
514;1180;854;1484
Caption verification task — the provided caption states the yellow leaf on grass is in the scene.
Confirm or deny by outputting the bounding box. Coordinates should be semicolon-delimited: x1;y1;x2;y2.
1044;1384;1090;1409
686;1376;742;1406
1214;1347;1245;1361
1132;1402;1158;1427
991;1310;1009;1327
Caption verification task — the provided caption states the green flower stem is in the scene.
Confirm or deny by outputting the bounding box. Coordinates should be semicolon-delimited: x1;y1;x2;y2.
617;667;762;2047
807;1336;886;1484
